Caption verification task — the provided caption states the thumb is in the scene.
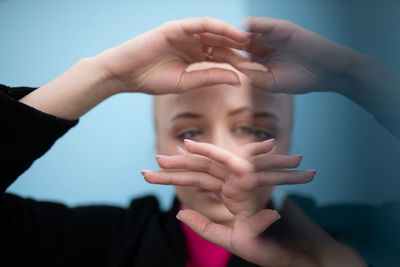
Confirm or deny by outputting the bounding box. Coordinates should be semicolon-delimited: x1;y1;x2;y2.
236;65;280;92
174;68;241;92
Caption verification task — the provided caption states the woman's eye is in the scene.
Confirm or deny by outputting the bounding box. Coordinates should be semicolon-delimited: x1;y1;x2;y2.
233;126;274;141
177;130;202;140
252;129;274;141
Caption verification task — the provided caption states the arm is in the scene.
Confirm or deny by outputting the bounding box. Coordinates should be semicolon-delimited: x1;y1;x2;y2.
0;84;78;191
237;17;400;138
19;17;248;120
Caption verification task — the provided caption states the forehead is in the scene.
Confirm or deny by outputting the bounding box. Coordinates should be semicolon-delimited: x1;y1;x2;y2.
154;62;292;124
154;83;292;121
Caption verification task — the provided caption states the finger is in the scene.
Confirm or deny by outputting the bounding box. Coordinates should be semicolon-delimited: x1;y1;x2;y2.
178;17;249;43
241;138;275;158
177;209;233;250
235;65;280;92
250;153;303;171
241;170;316;189
246;209;281;237
199;32;246;50
141;170;223;191
176;145;187;154
245;16;296;39
155;154;230;180
205;47;250;67
176;67;241;92
184;139;253;174
248;38;277;58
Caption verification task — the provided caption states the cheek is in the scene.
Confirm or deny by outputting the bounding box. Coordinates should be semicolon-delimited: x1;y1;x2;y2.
156;134;180;155
275;134;291;154
175;186;198;208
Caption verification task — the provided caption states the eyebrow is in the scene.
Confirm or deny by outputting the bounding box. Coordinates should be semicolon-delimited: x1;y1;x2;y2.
170;112;202;121
229;107;280;121
254;111;280;121
170;108;279;122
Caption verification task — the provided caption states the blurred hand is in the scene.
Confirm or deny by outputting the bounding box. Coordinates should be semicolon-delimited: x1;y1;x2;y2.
237;16;360;95
97;17;249;95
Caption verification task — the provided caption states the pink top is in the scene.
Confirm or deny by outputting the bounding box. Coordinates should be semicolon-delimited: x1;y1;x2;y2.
180;208;231;267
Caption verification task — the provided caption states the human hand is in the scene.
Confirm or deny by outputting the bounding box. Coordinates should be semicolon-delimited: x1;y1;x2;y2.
144;138;315;218
97;17;249;95
236;16;360;95
141;138;317;265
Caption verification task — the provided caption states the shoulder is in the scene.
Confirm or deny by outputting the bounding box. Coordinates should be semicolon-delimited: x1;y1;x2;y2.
128;195;162;215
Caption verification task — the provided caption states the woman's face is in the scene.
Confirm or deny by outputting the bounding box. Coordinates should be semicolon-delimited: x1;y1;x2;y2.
154;64;293;225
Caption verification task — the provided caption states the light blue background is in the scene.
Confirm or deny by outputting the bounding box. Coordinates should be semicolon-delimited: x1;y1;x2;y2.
1;1;399;264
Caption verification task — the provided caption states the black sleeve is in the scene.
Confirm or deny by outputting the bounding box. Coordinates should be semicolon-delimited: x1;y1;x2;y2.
0;84;78;192
0;85;168;266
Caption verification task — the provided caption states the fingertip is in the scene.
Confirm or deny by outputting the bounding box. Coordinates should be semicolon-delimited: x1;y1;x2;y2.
176;210;183;221
243;16;254;27
155;155;166;163
305;169;317;175
227;71;241;86
141;170;155;183
304;169;317;182
184;139;196;146
231;81;241;88
141;169;154;175
273;210;281;220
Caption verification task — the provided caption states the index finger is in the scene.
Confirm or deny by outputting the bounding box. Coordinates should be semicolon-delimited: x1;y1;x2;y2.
244;16;297;46
177;17;249;43
183;139;253;174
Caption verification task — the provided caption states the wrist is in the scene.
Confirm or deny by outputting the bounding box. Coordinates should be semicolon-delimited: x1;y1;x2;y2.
336;51;399;117
82;55;122;97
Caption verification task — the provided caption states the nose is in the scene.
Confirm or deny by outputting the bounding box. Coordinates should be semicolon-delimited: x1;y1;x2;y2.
209;126;242;156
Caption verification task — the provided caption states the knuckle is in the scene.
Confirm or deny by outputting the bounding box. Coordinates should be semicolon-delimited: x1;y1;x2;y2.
201;16;212;23
200;220;212;235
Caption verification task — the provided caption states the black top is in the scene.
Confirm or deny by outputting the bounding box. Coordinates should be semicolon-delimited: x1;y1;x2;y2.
0;84;256;267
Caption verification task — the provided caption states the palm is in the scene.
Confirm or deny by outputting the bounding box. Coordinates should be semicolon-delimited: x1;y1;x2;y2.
101;17;248;94
242;17;353;94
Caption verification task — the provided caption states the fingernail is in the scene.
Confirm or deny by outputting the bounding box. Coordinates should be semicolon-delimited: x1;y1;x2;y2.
231;82;241;88
141;170;154;175
293;154;303;159
305;169;317;174
184;139;196;145
274;210;281;220
155;155;166;160
176;145;186;154
176;211;183;220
